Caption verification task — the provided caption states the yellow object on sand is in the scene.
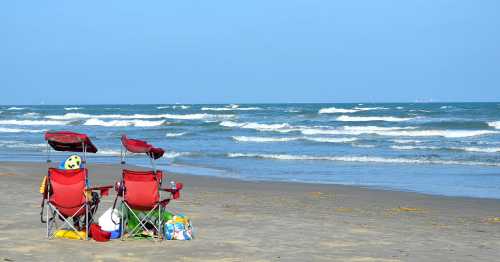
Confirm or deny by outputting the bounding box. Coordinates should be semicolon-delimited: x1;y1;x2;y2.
54;230;86;240
39;176;47;194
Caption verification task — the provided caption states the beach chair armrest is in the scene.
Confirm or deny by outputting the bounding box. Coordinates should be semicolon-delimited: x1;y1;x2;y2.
160;182;183;199
87;185;113;197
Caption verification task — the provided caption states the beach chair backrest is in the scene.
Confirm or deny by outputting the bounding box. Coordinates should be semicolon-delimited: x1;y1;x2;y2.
48;168;87;217
122;169;162;211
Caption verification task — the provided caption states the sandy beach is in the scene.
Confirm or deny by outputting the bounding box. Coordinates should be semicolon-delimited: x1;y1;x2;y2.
0;161;498;261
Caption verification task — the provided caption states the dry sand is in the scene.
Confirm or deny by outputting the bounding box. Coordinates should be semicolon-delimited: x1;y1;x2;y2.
0;161;499;261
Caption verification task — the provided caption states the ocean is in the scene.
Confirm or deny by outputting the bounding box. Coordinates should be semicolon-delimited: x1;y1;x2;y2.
1;103;499;199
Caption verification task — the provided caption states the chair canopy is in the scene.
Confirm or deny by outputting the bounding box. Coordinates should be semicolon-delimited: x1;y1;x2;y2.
45;131;98;153
121;135;164;160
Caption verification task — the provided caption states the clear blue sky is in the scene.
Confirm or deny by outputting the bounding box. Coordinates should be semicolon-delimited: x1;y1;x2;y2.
1;1;499;104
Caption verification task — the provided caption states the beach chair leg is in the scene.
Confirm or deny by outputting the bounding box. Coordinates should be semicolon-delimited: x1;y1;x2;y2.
46;200;50;238
85;203;89;240
120;203;124;241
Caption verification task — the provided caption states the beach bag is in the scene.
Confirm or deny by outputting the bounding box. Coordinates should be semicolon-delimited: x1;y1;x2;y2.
164;214;193;240
98;208;121;232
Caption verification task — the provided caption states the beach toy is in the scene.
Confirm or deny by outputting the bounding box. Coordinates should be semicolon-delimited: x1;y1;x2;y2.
54;229;86;240
39;176;47;194
59;155;82;170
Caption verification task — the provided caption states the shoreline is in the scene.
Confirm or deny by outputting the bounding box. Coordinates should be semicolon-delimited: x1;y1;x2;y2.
1;161;499;261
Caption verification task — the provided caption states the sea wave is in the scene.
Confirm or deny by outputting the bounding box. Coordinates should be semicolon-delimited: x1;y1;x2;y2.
318;106;388;114
172;105;191;109
64;107;83;110
0;119;67;126
0;127;46;133
227;153;500;166
202;106;261;111
232;135;358;143
157;106;169;109
46;113;231;120
7;107;25;110
454;147;500;153
164;151;191;158
392;139;422;144
83;118;166;127
391;145;439;150
22;112;40;118
232;136;299;143
301;126;497;138
166;132;187;137
220;121;292;132
336;115;414;122
488;121;500;129
318;107;359;114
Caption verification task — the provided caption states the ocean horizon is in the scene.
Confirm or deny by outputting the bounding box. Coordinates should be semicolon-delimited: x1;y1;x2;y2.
1;102;499;199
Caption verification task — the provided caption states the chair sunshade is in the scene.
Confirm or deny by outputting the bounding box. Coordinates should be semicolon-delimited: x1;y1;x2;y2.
45;131;98;153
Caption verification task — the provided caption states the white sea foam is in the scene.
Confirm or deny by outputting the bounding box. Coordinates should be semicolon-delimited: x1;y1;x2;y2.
392;139;422;144
220;121;292;132
64;107;83;110
157;106;170;109
172;105;190;109
488;121;500;129
202;106;261;111
22;112;40;117
353;107;389;111
7;107;25;110
336;115;413;122
232;136;358;143
304;137;358;143
391;145;439;150
454;147;500;153
166;132;187;137
97;149;122;155
164;151;191;158
0;119;66;125
301;126;497;138
318;107;359;114
46;113;230;120
227;153;500;166
0;127;46;133
4;143;46;149
232;136;299;143
83;118;166;127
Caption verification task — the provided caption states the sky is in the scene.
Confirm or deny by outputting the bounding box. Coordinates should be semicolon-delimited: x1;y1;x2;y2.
1;0;499;105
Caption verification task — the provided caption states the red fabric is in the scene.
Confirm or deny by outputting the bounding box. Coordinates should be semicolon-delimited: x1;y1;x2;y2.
48;168;86;217
121;135;164;159
123;169;162;211
90;224;110;242
45;131;98;153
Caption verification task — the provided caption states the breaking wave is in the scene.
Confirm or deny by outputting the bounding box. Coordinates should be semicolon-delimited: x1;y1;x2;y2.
202;106;261;111
220;121;292;132
46;113;231;120
232;136;358;143
318;107;359;114
64;107;83;110
0;127;46;133
227;153;500;167
0;120;67;126
6;107;25;110
166;132;187;137
83;118;166;127
488;121;500;129
336;115;414;122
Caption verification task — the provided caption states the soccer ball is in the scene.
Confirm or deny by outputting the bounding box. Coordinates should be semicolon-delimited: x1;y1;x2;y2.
64;155;82;170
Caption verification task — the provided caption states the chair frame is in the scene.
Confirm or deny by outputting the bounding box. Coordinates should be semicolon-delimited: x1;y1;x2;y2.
45;140;90;240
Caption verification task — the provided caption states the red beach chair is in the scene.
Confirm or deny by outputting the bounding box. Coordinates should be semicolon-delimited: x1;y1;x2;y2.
116;135;183;240
41;131;112;240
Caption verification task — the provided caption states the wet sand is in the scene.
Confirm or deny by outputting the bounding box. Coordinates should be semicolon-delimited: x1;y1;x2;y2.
0;161;499;261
